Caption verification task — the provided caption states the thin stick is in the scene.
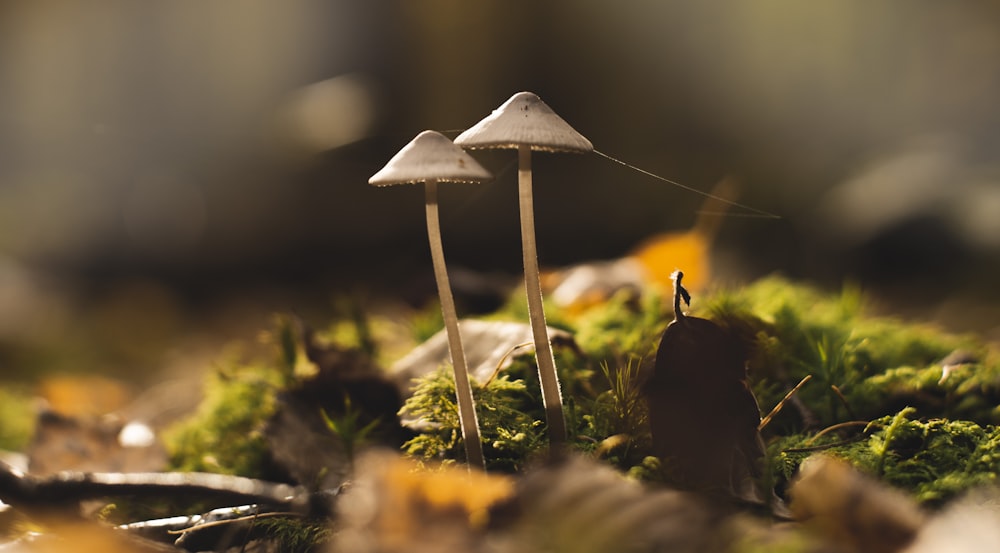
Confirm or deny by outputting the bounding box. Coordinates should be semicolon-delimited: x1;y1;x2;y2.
781;436;866;454
518;144;568;444
483;341;535;387
803;420;871;446
168;511;302;535
238;507;260;553
425;180;486;470
0;465;306;510
758;375;813;431
829;384;857;420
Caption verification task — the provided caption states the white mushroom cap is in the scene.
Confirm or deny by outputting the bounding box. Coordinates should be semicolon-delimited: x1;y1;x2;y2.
454;91;593;153
369;130;493;186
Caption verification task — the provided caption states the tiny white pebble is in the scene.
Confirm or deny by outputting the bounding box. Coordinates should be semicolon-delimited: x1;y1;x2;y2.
118;421;156;448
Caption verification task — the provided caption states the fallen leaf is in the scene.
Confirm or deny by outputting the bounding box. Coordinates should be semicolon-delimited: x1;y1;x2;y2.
790;455;924;553
331;451;513;553
37;376;132;419
502;453;714;553
642;271;767;505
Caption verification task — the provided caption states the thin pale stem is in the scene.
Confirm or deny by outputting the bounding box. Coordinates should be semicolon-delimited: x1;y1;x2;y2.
758;374;813;431
518;144;568;444
425;180;486;469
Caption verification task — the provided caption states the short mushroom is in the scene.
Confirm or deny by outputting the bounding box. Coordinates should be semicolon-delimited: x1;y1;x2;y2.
369;130;491;469
455;92;593;444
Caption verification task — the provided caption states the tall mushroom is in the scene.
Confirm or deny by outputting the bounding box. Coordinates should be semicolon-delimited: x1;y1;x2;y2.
455;92;593;444
369;130;491;469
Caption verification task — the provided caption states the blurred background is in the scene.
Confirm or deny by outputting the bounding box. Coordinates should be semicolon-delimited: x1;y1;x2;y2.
1;0;999;384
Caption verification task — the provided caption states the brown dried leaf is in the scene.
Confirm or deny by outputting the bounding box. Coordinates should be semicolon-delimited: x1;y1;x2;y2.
330;451;513;553
502;454;714;553
790;455;924;553
642;272;766;505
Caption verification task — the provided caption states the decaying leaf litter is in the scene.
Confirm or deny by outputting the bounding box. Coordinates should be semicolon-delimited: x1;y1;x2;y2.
2;92;1000;552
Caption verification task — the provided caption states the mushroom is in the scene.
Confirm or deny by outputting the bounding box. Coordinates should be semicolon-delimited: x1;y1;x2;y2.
455;92;593;444
369;130;491;469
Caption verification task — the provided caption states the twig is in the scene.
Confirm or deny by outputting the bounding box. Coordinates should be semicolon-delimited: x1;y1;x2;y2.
803;420;871;446
239;509;259;553
758;375;813;431
483;341;535;387
0;462;308;513
829;384;858;420
168;511;303;535
782;436;866;454
785;418;884;453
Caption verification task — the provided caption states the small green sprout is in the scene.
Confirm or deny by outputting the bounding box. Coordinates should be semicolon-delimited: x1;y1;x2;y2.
320;395;381;473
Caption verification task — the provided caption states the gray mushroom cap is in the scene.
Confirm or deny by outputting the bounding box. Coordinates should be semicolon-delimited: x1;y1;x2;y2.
454;91;593;153
369;130;493;186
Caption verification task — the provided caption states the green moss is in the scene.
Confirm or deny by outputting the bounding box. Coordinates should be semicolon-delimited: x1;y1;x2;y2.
164;311;404;482
706;276;987;431
770;407;1000;506
850;355;997;422
487;286;575;335
152;273;1000;522
164;360;284;478
400;365;546;472
0;386;34;451
572;287;669;366
574;359;652;472
253;516;331;553
398;275;1000;504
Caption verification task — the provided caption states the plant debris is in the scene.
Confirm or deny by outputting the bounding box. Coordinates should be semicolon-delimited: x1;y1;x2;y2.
642;271;769;506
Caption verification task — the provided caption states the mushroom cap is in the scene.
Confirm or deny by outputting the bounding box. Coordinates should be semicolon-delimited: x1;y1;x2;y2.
454;91;593;153
369;130;493;187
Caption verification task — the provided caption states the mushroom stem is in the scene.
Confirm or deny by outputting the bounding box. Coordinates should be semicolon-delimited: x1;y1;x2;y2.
517;144;568;444
424;179;486;469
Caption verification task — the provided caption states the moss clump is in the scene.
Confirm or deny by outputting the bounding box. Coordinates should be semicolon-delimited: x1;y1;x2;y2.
151;273;1000;525
770;407;1000;506
399;276;999;492
164;360;285;478
852;358;1000;425
400;310;663;474
572;287;670;366
400;365;546;472
706;276;986;431
253;516;332;553
575;359;652;472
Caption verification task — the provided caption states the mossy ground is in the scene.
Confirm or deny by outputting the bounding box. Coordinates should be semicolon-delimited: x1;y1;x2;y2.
3;274;998;550
23;274;987;508
401;275;1000;504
